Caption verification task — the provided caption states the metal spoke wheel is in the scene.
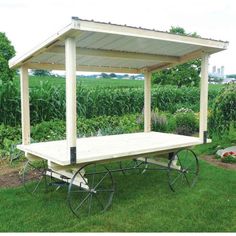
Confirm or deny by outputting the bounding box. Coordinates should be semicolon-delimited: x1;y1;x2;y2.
167;149;199;192
22;160;50;195
68;163;115;218
119;159;147;175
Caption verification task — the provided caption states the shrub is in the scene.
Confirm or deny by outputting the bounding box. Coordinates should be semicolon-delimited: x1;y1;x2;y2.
151;110;168;132
165;113;177;132
0;114;141;160
136;109;169;132
174;108;198;135
0;124;21;158
209;84;236;135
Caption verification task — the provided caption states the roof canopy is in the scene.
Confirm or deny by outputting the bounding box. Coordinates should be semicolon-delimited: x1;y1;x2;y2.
9;17;228;74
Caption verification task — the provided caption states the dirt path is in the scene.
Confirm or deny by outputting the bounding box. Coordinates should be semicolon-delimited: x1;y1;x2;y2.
0;160;23;188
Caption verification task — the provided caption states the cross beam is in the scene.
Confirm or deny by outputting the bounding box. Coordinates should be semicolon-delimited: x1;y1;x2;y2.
48;46;180;63
25;62;140;74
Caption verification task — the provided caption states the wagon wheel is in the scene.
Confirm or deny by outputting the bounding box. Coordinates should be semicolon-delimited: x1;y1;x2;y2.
167;149;199;192
119;159;147;175
22;160;50;195
68;163;115;218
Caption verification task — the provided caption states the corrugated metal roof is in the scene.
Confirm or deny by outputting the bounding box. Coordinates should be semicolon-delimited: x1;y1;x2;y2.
9;17;229;73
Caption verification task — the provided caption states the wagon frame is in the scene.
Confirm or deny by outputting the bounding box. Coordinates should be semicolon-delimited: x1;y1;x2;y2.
9;17;228;217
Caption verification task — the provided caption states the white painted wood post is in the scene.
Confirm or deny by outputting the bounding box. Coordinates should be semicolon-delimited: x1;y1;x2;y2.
199;53;209;143
144;71;152;132
20;66;30;145
65;37;77;163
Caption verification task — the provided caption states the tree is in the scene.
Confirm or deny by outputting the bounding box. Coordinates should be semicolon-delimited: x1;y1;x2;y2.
31;69;51;76
109;73;117;78
152;27;201;87
100;73;109;78
0;32;15;82
227;74;236;78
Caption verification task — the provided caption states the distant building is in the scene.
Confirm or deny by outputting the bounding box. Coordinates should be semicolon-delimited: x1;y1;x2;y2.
220;66;224;77
209;65;225;79
212;66;216;74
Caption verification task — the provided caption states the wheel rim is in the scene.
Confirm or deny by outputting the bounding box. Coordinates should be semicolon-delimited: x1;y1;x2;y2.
68;164;115;218
168;149;199;192
22;160;49;195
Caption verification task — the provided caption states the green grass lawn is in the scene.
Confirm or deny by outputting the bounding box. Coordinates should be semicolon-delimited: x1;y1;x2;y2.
0;158;235;232
2;76;231;232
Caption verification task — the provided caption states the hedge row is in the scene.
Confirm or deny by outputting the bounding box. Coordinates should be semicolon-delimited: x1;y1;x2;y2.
0;114;140;158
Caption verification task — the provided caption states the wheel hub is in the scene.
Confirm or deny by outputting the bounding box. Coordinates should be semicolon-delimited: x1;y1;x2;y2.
90;188;97;194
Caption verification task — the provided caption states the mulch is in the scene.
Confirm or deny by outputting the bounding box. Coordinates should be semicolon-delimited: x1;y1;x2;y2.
0;160;23;188
0;171;22;188
201;155;236;170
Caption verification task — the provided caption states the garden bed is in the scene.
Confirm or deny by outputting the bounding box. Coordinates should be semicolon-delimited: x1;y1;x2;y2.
202;155;236;170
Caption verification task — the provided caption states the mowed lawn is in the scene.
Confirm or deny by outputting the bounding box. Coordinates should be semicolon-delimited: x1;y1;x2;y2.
0;159;235;232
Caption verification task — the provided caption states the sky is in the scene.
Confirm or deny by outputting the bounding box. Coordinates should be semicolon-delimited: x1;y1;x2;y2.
0;0;235;75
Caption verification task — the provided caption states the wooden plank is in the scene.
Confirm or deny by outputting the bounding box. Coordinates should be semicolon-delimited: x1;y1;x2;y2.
25;62;140;74
20;66;30;145
46;170;88;188
144;72;152;132
17;132;203;166
48;46;180;63
145;62;172;73
199;53;209;142
65;37;77;162
148;49;203;73
137;157;181;170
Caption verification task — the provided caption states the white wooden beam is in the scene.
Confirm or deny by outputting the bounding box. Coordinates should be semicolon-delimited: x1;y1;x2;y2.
199;53;209;143
144;62;172;73
25;62;140;74
65;37;77;163
20;66;30;145
148;49;203;73
48;46;180;63
144;71;152;132
75;19;229;50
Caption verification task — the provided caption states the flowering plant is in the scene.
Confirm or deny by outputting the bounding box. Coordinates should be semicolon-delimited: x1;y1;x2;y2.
221;151;236;163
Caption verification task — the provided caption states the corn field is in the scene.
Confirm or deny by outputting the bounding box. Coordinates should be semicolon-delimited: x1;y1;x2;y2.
0;79;222;126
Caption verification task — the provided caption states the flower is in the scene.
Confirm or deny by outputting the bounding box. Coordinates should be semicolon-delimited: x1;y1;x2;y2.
223;151;236;157
223;152;230;157
221;151;236;163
